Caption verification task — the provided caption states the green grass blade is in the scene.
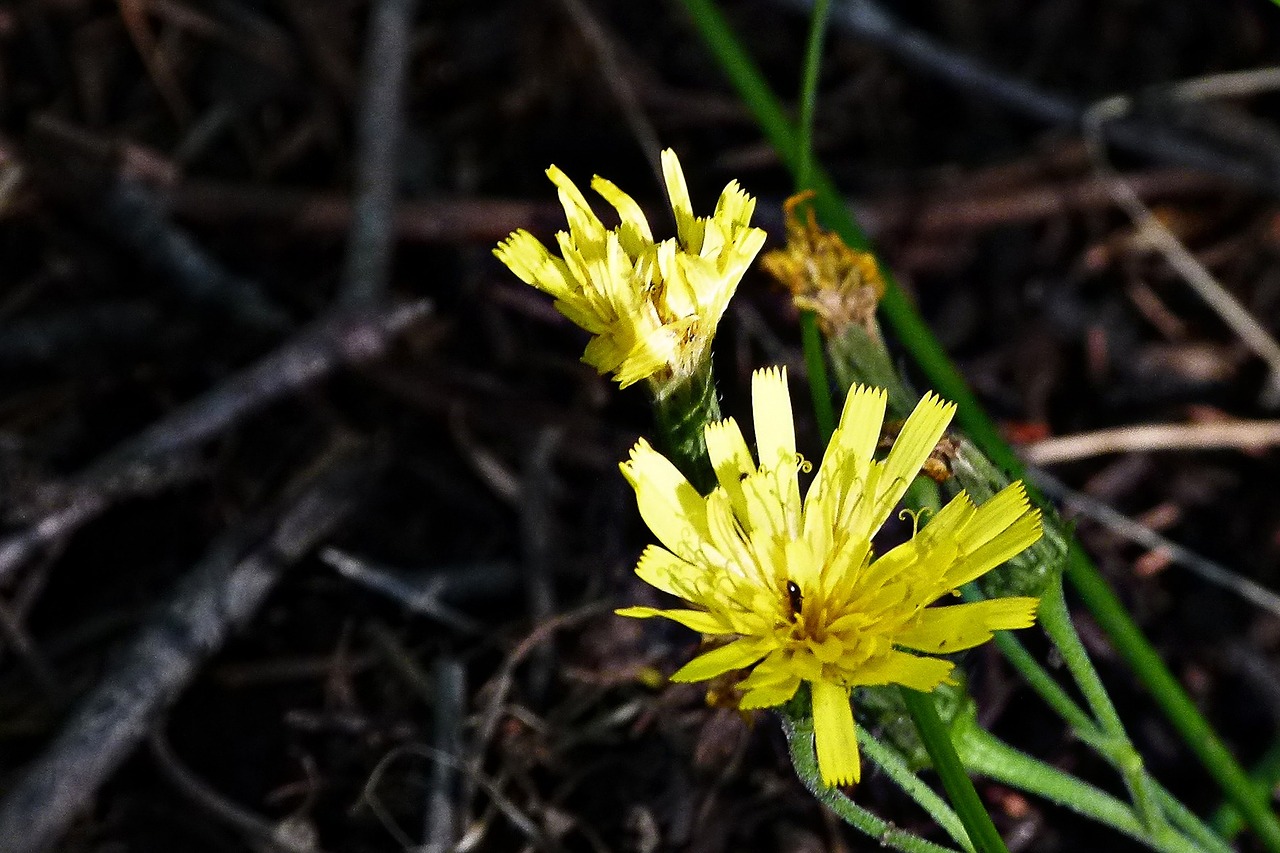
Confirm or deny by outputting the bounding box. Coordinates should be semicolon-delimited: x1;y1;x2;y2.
674;0;1280;847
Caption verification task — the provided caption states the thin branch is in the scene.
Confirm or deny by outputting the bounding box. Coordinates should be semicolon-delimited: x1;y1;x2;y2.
1030;467;1280;619
1022;420;1280;465
1082;70;1280;404
557;0;664;183
168;181;566;244
520;427;562;702
425;656;467;853
774;0;1280;194
148;727;322;853
340;0;419;306
98;180;290;331
27;115;290;331
0;450;373;853
320;548;493;634
0;301;431;585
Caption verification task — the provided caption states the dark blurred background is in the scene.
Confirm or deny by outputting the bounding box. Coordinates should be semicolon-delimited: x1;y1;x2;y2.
2;1;1280;850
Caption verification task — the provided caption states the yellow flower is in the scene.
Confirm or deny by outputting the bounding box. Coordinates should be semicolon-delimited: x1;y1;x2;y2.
494;150;766;389
760;191;884;338
617;367;1042;787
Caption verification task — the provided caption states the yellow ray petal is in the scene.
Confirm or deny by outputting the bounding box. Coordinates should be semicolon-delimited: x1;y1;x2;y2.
556;290;611;335
751;367;801;531
847;650;956;691
958;481;1033;552
944;509;1043;589
582;330;630;374
614;606;734;635
819;535;872;604
633;545;703;600
661;149;700;252
620;439;716;563
614;324;683;388
590;175;653;247
670;637;771;682
867;392;956;535
705;418;755;514
739;651;796;689
785;536;821;597
547;165;606;244
895;598;1039;653
808;384;885;538
751;367;796;473
713;180;757;232
740;470;789;545
831;384;887;472
811;680;861;786
918;490;976;548
494;231;574;297
704;488;773;596
740;684;796;709
740;678;801;709
658;241;700;317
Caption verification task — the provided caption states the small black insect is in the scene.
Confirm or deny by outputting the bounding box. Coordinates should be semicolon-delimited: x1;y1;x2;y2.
786;580;804;619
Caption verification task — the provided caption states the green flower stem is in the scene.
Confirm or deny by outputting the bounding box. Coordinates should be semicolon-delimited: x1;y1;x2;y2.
991;633;1099;741
900;688;1009;853
1038;579;1166;832
649;359;721;493
1212;736;1280;838
1064;540;1280;850
675;1;1280;846
800;311;837;444
1155;783;1238;853
953;721;1213;853
966;584;1226;848
779;697;964;853
960;585;1103;744
821;268;1224;848
1037;580;1125;750
860;729;976;853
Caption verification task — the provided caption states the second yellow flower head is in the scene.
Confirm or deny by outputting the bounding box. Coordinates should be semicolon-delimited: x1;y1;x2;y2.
494;150;766;390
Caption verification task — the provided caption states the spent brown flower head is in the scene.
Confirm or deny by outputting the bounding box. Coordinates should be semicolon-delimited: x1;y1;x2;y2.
761;190;885;338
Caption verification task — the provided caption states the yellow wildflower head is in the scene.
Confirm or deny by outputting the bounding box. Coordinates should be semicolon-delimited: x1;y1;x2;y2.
617;368;1042;787
494;150;767;390
760;191;885;338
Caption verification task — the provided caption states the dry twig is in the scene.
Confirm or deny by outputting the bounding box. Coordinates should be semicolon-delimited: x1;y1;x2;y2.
425;656;467;853
340;0;419;306
0;449;374;853
97;180;290;331
321;548;493;634
168;182;565;244
1022;420;1280;465
557;0;664;183
776;0;1280;193
1083;69;1280;404
1030;468;1280;618
521;428;563;702
148;727;323;853
0;301;431;585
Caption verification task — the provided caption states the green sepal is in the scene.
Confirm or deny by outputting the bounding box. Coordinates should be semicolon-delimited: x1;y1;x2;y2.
826;323;914;418
950;438;1069;599
648;356;722;494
